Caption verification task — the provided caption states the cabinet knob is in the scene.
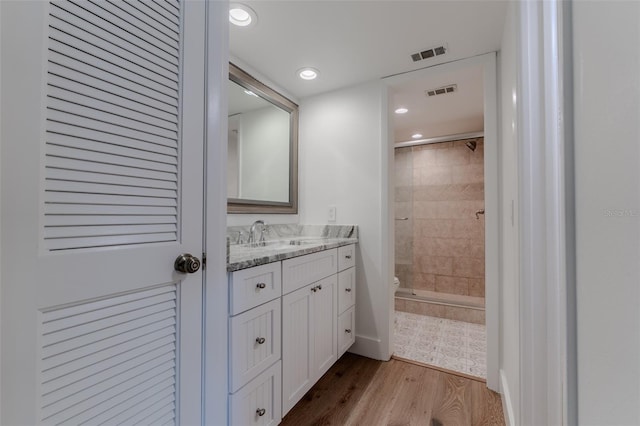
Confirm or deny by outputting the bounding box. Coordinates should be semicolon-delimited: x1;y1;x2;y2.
317;284;322;290
311;286;317;292
256;408;266;417
345;254;352;259
255;337;266;344
345;329;352;334
345;288;352;293
256;282;266;289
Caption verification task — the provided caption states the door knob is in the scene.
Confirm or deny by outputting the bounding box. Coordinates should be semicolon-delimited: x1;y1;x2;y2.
174;253;201;273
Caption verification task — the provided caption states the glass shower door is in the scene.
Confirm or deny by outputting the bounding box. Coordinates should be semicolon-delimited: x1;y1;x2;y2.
394;146;414;294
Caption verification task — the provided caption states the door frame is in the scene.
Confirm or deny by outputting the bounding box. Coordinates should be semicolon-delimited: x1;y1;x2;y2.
202;0;230;425
383;52;500;391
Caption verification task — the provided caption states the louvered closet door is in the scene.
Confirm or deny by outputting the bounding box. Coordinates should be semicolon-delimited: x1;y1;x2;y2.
1;1;207;424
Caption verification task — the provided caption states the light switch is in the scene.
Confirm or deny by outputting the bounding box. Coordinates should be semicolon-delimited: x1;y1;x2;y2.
328;205;336;222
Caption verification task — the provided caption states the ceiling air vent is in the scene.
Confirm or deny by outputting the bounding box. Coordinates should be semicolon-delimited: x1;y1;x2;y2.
411;44;448;62
426;84;457;97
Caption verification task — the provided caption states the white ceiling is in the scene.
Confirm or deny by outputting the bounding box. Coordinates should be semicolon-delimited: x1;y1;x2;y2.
229;0;507;142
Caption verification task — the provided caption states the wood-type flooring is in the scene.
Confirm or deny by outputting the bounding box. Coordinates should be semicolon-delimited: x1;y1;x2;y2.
281;353;505;426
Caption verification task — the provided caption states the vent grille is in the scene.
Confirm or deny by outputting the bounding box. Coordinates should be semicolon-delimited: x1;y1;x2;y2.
40;285;178;425
410;44;448;62
44;0;182;251
426;84;458;97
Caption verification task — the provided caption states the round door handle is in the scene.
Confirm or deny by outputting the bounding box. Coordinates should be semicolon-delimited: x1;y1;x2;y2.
345;288;352;293
256;408;266;417
256;282;267;289
256;337;266;344
345;329;352;334
345;255;352;259
174;253;201;273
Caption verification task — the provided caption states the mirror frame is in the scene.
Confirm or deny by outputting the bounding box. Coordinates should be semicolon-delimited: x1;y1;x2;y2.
227;63;299;214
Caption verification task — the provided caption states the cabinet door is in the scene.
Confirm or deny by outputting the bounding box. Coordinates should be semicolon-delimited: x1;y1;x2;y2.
282;284;314;415
337;267;356;314
312;275;338;379
229;361;281;426
229;299;281;393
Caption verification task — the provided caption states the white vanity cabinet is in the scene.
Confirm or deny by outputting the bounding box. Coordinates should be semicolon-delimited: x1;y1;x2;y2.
228;243;357;423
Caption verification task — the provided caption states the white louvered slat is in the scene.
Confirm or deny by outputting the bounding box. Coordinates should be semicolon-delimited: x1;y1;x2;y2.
48;33;178;100
112;0;180;43
52;1;179;69
40;285;178;425
45;0;182;251
48;13;178;85
45;204;177;216
48;62;177;117
47;86;178;134
47;95;178;141
91;0;180;52
46;168;177;190
137;0;180;33
46;156;177;182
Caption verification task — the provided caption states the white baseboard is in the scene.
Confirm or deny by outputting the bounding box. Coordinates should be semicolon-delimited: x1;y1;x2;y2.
500;369;516;426
348;334;390;361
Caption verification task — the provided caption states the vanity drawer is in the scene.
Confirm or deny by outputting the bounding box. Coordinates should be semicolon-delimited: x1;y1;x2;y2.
229;361;282;426
337;307;356;358
282;248;337;294
229;298;281;393
337;244;356;271
230;262;282;315
337;267;356;315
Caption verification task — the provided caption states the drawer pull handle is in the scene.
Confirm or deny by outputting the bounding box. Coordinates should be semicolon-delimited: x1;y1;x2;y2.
256;408;266;417
256;282;266;289
256;337;266;344
345;329;352;334
345;288;352;293
345;255;352;259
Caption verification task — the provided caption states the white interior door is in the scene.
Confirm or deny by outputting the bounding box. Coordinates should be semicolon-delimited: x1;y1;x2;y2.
1;1;206;424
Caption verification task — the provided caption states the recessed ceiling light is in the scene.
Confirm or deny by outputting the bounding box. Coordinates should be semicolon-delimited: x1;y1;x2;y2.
395;108;408;114
229;3;257;27
412;133;423;139
297;68;319;80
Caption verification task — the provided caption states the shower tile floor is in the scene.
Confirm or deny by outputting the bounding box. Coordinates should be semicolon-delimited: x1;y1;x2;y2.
394;311;487;379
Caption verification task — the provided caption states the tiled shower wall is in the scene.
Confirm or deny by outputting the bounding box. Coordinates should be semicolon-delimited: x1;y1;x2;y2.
395;139;485;298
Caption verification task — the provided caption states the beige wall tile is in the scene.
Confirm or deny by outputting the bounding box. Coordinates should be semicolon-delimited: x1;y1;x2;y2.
468;240;485;258
469;278;485;297
413;273;436;291
415;165;452;186
423;303;445;318
452;163;484;185
394;298;406;312
435;275;470;295
415;219;454;238
395;186;412;202
403;300;423;315
416;255;453;275
453;257;485;278
436;145;470;166
452;219;484;239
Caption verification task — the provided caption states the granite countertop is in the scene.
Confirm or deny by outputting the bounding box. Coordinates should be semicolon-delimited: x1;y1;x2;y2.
227;224;358;272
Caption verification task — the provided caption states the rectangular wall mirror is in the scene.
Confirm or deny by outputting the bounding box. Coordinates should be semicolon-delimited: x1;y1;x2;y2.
227;63;299;214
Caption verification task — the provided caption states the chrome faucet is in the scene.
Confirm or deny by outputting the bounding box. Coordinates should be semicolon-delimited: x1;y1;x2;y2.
248;220;266;244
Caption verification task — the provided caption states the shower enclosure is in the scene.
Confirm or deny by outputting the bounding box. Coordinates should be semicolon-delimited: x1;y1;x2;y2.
394;134;486;321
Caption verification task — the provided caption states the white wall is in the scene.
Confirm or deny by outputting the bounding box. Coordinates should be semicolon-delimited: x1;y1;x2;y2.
497;2;520;425
298;81;392;360
574;2;640;424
